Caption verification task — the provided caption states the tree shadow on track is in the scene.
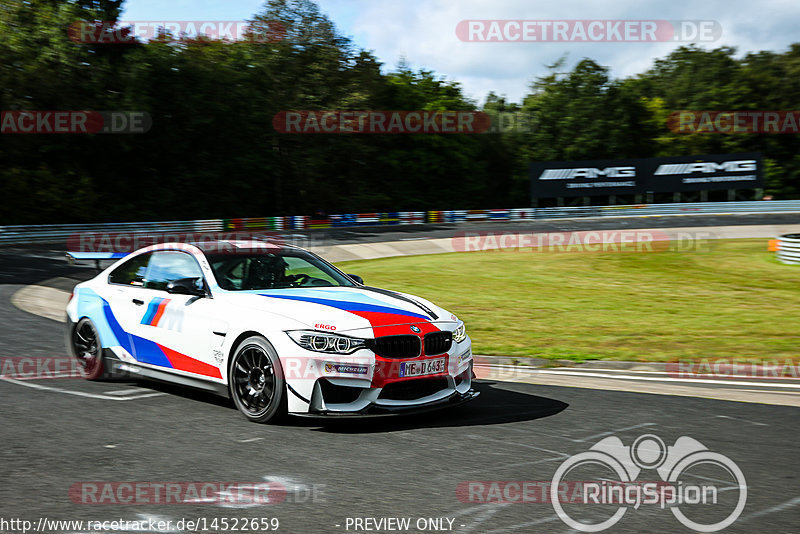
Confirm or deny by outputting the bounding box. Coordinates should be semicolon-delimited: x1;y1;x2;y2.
0;248;94;287
300;380;568;433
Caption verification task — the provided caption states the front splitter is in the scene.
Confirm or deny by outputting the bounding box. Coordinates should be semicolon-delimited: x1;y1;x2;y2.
295;388;480;418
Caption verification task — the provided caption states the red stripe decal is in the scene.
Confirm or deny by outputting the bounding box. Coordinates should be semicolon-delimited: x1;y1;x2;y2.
151;299;171;326
159;344;223;379
350;310;437;331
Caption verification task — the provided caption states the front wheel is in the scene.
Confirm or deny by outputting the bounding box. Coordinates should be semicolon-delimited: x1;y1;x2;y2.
71;318;105;380
229;336;287;423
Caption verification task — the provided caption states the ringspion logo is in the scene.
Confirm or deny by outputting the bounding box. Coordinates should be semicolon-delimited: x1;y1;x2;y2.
550;434;746;532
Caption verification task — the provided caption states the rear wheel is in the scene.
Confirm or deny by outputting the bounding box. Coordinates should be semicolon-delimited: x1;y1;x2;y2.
72;318;105;380
229;336;287;423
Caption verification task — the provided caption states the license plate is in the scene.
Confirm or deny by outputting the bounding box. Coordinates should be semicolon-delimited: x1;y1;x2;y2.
399;357;446;378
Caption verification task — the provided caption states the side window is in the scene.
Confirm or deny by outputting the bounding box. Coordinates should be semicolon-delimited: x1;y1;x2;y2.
108;253;151;286
284;257;336;285
211;258;248;290
143;251;205;291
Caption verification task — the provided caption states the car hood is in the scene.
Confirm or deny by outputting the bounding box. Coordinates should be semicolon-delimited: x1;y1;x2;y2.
219;286;458;337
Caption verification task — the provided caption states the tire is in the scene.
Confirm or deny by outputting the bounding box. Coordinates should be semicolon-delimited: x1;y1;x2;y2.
229;336;287;423
71;318;105;380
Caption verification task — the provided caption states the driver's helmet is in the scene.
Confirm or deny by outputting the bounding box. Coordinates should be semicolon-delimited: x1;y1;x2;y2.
249;254;289;288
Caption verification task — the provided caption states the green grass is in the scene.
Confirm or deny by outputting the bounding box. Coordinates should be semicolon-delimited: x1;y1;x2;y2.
336;239;800;362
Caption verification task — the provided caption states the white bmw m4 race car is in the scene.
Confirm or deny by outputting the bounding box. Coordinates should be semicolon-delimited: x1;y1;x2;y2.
66;240;477;422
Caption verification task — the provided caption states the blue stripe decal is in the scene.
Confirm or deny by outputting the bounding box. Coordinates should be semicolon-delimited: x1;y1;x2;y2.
102;301;133;355
75;289;173;369
101;299;172;368
260;294;429;320
129;335;173;368
68;252;129;260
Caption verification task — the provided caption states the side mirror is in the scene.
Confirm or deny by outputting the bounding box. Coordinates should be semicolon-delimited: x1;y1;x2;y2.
166;277;207;297
347;274;364;285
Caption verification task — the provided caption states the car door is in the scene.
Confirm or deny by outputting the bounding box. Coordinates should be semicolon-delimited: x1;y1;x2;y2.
131;250;222;380
103;252;153;362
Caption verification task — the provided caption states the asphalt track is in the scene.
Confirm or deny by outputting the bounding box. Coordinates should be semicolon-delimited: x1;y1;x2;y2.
1;214;799;533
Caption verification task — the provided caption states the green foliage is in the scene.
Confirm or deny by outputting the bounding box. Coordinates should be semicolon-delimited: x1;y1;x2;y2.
0;1;798;224
620;44;800;197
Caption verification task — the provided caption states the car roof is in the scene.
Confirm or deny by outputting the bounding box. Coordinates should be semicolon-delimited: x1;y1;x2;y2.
189;239;303;254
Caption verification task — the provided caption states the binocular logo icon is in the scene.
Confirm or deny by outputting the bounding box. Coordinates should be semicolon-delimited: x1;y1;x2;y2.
551;434;747;532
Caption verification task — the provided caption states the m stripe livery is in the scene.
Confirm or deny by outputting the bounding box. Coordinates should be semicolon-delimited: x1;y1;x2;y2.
260;293;430;328
141;297;171;326
97;297;221;379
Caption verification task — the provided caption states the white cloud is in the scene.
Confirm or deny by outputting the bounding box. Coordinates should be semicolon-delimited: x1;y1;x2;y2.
318;0;800;105
121;0;800;105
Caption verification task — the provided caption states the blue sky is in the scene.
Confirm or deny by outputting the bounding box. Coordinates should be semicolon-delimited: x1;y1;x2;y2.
121;0;800;105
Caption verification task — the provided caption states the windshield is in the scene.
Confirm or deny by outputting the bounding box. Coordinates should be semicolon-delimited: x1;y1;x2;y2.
205;251;355;290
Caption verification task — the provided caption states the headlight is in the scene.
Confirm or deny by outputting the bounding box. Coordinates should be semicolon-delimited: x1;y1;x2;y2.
453;323;467;343
286;330;367;354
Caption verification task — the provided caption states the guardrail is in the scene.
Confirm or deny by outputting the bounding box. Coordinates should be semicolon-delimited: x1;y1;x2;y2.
1;201;799;245
0;219;224;245
777;234;800;264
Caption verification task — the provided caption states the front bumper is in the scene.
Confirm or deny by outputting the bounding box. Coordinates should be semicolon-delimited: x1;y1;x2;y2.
277;332;475;415
298;357;476;416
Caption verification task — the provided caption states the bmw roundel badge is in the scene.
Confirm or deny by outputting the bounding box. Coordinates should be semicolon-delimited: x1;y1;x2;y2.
410;325;421;333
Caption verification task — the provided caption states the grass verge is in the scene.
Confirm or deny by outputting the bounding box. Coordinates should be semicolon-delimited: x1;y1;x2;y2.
336;239;800;362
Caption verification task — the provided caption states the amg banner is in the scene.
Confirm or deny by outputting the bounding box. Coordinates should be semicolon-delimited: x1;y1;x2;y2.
530;152;763;197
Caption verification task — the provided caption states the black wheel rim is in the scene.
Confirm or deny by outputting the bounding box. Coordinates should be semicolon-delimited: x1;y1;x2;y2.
73;321;100;376
232;345;275;416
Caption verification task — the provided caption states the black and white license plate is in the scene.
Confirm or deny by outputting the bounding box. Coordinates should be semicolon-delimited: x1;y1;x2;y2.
399;357;446;378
